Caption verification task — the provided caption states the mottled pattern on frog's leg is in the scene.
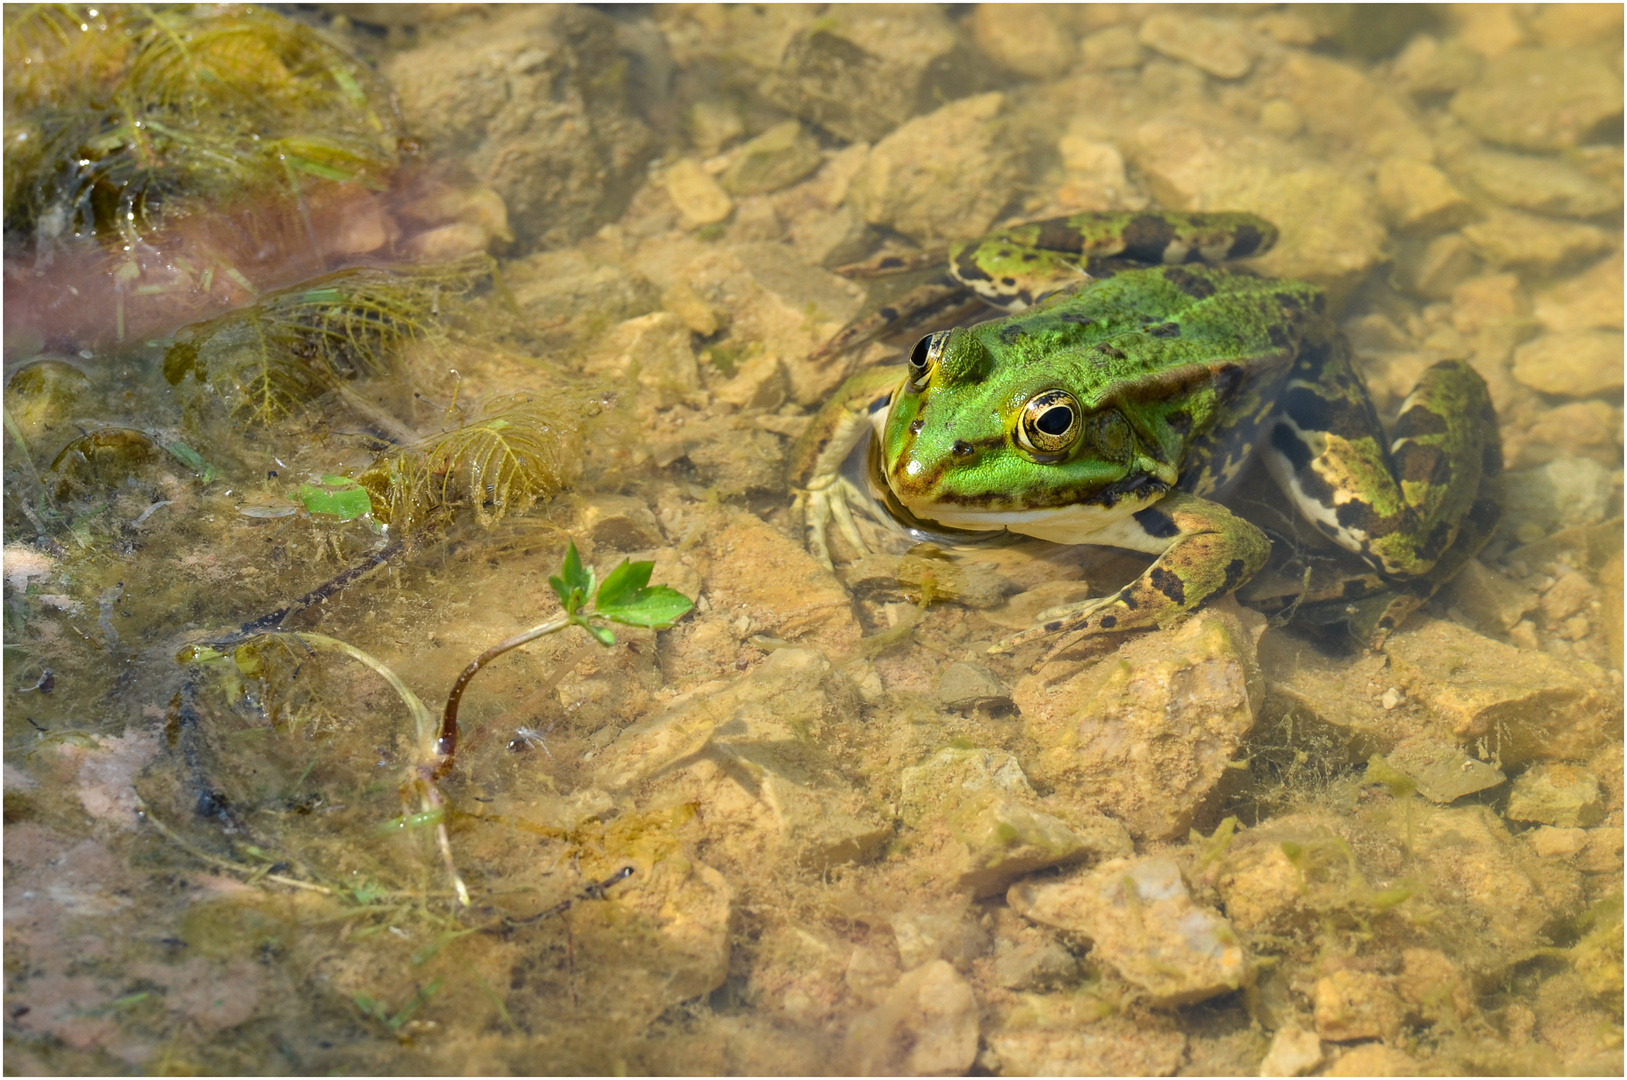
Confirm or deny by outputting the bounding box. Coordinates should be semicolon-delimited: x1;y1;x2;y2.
989;492;1271;653
1262;328;1496;580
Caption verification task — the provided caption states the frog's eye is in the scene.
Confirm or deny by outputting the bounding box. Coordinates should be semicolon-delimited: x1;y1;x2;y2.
1016;389;1083;459
907;331;950;388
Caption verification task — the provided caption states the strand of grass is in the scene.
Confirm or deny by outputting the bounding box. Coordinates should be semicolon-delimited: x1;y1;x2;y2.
414;770;470;907
281;631;435;750
135;796;334;894
435;616;570;775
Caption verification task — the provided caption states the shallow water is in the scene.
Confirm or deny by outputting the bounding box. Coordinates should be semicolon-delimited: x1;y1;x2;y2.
3;4;1623;1075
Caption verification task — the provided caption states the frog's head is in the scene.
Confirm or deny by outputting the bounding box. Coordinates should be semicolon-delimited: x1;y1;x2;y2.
878;326;1181;543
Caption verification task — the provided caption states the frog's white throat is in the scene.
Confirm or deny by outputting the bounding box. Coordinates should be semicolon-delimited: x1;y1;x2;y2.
893;492;1172;553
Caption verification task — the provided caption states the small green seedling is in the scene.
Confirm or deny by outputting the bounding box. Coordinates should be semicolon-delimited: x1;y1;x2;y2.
296;475;373;521
435;540;693;774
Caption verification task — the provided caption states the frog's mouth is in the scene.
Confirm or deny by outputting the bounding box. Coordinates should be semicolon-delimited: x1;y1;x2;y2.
895;495;1162;546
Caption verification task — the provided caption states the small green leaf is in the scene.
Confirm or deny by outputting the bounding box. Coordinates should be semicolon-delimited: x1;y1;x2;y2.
595;559;653;611
550;540;594;615
160;440;220;483
586;624;617;646
597;585;695;629
297;475;373;521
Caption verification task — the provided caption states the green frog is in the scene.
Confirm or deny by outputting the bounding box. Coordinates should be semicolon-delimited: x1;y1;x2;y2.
790;211;1502;652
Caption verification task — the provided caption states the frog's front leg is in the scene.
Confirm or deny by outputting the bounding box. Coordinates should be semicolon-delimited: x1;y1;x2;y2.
787;368;902;569
990;491;1271;654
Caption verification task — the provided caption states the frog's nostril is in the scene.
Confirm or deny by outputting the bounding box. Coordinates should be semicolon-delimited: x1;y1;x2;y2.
909;419;924;435
952;440;975;458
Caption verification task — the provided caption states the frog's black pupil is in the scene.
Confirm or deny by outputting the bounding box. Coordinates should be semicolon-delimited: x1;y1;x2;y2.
1037;406;1073;436
909;335;932;370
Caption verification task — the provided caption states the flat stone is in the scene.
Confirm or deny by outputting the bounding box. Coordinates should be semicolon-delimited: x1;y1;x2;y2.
663;159;733;228
1503;457;1618;538
1441;558;1539;634
761;7;976;143
1506;763;1606;827
1383;617;1620;763
1384;737;1506;804
1391;33;1483;97
1258;1025;1323;1077
991;936;1080;991
890;909;989;970
1079;25;1143;71
936;661;1010;710
1527;825;1590;859
1451;47;1624;152
1460;148;1622;219
1324;1044;1421;1078
1313;970;1404;1042
1008;856;1254;1005
1410;804;1582;970
580;312;700;410
843;960;979;1076
849;92;1020;244
719;121;824;197
1461;207;1613;273
575;494;663;552
899;747;1093;899
1015;599;1263;840
1512;330;1624;397
1376;157;1472;234
980;1001;1187;1076
383;7;655;248
1137;13;1254;79
973;3;1076;79
1535;251;1624;333
1396;233;1482;300
1257;52;1434;161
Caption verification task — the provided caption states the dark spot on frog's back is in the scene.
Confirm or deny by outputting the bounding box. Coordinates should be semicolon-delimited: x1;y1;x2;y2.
1000;324;1025;345
1221;558;1247;592
1148;321;1180;338
1212;362;1245;400
1096;343;1127;361
953;248;993;282
1394;404;1450;438
1161;267;1216;299
1120;215;1177;262
1060;311;1093;327
1227;223;1265;258
1036;220;1086;253
1149;566;1185;605
1098;615;1117;629
1165;409;1192;435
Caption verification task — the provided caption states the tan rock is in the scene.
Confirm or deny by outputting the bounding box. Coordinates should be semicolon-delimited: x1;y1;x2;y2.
1391;33;1483;97
1384;617;1620;763
1461;148;1622;219
1079;24;1143;71
1412;803;1582;969
696;510;861;655
1009;856;1254;1005
719;121;823;197
898;746;1103;898
1396;233;1482;300
1461;207;1614;273
1015;599;1262;840
1376;157;1472;234
843;960;979;1076
580;312;700;411
1397;947;1474;1022
1136;12;1254;79
1535;251;1624;333
1528;825;1590;859
1258;52;1433;161
1506;763;1606;827
1258;1024;1323;1077
973;3;1076;79
1530;4;1625;48
981;998;1187;1076
1506;399;1622;469
1451;47;1624;152
1313;969;1404;1042
1324;1043;1420;1077
848;92;1019;244
1449;4;1529;59
1512;330;1624;397
663;159;733;229
1441;558;1538;635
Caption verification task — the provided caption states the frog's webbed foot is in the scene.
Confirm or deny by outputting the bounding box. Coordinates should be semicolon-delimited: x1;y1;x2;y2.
797;474;874;571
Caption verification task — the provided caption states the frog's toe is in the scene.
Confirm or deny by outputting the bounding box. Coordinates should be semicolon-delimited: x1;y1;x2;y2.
988;596;1121;655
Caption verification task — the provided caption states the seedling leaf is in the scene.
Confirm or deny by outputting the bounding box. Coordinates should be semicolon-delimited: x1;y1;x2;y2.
549;540;595;615
296;475;372;521
597;584;695;629
594;559;653;611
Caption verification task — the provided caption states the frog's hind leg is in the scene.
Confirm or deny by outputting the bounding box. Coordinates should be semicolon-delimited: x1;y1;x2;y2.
1262;332;1500;641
